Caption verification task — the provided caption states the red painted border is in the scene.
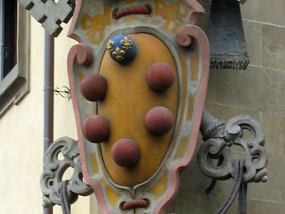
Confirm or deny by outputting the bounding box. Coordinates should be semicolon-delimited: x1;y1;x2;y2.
67;44;112;214
67;1;208;213
153;25;210;214
67;0;205;42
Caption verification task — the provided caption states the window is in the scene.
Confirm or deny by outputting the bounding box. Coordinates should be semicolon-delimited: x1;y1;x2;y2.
0;1;29;116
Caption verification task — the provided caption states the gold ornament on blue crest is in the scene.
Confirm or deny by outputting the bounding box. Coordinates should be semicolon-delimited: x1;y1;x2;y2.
107;35;136;64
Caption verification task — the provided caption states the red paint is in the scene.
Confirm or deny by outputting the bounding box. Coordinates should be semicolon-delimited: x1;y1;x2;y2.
146;63;175;92
80;74;107;102
82;115;110;143
111;138;140;168
145;106;174;135
122;199;149;210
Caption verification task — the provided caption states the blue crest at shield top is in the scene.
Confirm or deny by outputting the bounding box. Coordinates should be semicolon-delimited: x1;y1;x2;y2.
107;35;137;64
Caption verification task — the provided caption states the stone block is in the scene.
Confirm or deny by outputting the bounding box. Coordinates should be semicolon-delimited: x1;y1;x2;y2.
207;67;285;114
243;20;261;66
168;187;239;214
260;0;285;26
247;200;284;214
204;103;260;121
247;157;284;204
179;145;213;192
260;68;285;113
262;112;285;159
240;0;260;21
262;24;285;71
206;67;263;110
170;155;283;213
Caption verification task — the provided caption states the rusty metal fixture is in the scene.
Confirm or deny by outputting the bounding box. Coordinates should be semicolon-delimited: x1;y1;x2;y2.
206;0;249;70
111;138;141;168
114;5;152;20
80;74;107;102
82;115;110;143
122;199;150;210
145;106;174;135
146;62;175;92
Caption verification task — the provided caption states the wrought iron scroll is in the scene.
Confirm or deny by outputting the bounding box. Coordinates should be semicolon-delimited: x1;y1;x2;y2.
40;137;93;208
198;109;268;183
17;0;75;37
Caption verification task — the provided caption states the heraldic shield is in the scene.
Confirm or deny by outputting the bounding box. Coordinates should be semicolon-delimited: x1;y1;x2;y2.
67;0;210;213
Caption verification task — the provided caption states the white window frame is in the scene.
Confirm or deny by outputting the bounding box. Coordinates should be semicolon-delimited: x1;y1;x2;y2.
0;2;29;116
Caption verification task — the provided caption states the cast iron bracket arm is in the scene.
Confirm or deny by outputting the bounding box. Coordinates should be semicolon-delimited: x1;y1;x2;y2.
40;137;93;208
198;109;268;183
198;109;268;213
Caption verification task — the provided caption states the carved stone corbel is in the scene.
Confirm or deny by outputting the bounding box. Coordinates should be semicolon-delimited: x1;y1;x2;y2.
40;137;93;208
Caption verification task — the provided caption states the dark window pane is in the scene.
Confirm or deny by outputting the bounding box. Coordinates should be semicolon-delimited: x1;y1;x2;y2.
3;0;17;78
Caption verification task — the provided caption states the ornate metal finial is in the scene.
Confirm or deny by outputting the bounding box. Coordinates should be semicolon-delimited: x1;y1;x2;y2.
40;137;93;208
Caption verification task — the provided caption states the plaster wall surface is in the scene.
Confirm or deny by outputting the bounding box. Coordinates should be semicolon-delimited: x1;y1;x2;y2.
0;17;89;213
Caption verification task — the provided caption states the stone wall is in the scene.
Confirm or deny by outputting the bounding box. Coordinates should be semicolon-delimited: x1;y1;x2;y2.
168;1;285;213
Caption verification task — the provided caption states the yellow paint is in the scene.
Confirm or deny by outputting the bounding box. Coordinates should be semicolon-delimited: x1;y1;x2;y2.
164;54;188;163
160;3;184;34
174;135;189;160
78;71;85;83
126;0;135;4
178;0;189;18
81;5;112;44
186;94;196;121
159;55;188;169
79;71;87;101
90;154;100;173
81;1;189;44
98;34;179;187
191;52;199;80
148;170;169;199
179;55;188;118
100;178;120;207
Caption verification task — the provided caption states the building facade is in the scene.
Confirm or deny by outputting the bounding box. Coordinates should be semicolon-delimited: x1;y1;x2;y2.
0;1;284;213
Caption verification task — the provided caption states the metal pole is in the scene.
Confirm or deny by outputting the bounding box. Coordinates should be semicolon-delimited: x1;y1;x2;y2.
43;31;54;214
